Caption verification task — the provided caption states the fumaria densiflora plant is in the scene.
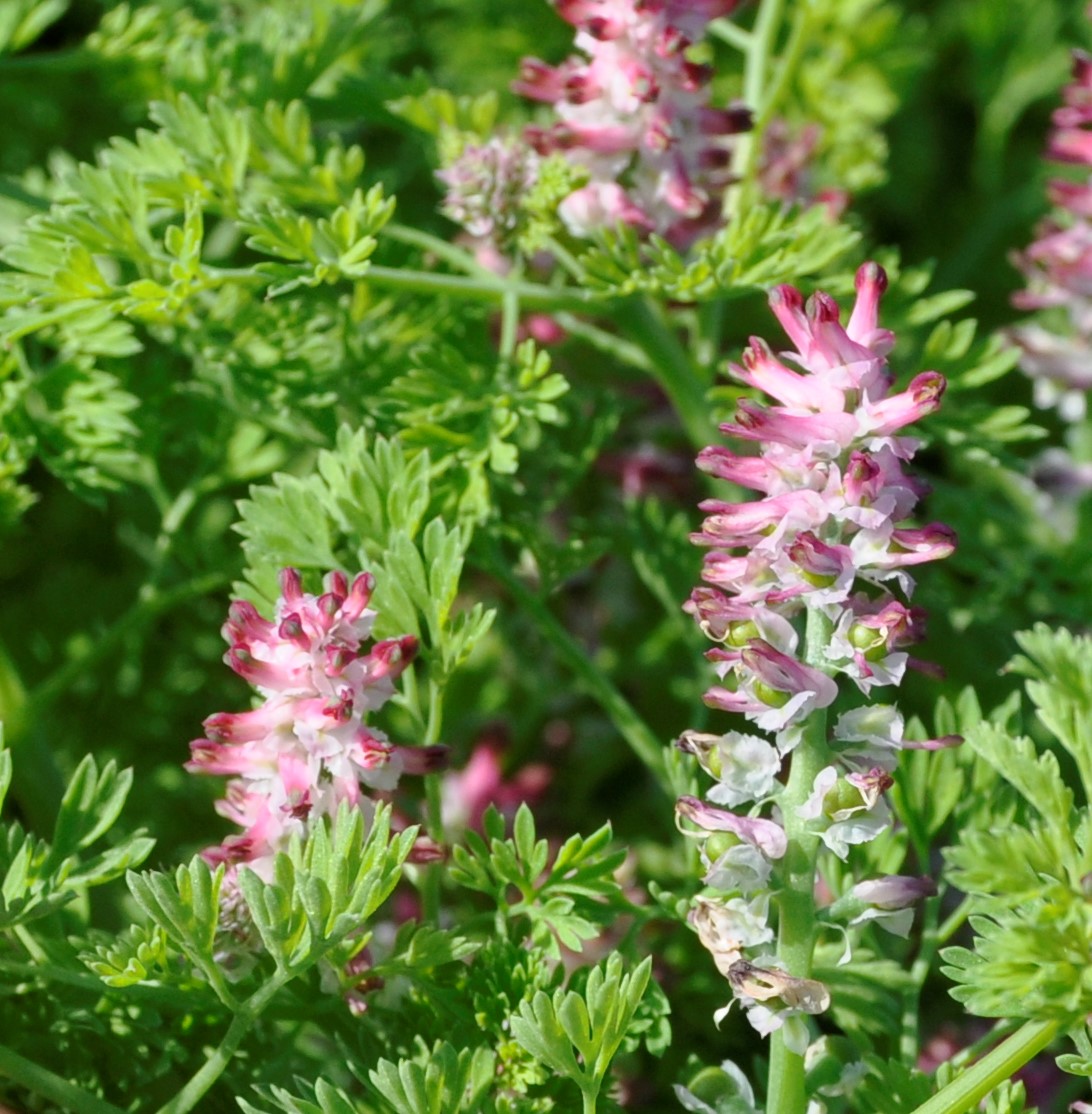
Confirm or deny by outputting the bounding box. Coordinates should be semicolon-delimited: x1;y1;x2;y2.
8;1;1092;1113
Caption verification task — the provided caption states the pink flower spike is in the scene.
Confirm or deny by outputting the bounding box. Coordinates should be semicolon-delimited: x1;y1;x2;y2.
675;796;788;859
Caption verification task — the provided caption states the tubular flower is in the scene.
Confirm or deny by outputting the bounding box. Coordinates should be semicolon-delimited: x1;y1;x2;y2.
1009;49;1092;424
516;0;751;246
678;262;954;1040
187;568;447;881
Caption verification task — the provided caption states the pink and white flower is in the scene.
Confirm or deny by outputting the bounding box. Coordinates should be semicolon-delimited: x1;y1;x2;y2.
188;568;446;881
678;262;954;1032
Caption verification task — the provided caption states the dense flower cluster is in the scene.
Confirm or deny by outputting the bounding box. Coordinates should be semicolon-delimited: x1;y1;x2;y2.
437;138;542;251
514;0;751;245
187;568;445;880
1009;49;1092;422
676;263;956;1047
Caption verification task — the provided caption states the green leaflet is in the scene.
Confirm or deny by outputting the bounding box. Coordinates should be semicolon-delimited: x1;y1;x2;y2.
509;953;653;1106
576;203;861;303
450;803;629;959
0;749;153;932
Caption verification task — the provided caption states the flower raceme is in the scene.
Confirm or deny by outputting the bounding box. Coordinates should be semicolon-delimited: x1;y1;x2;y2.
676;262;956;1047
187;568;447;880
515;0;751;245
1009;49;1092;423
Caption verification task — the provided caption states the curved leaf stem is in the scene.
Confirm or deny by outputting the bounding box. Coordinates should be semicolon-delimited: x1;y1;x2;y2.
907;1020;1060;1114
154;977;287;1114
482;543;679;797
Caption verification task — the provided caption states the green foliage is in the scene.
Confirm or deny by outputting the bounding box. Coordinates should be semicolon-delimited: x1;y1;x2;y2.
365;1042;497;1114
240;1077;361;1114
0;95;390;355
775;0;913;194
450;803;629;958
849;1055;936;1114
238;806;414;975
124;855;227;993
0;750;153;930
942;627;1092;1024
509;953;653;1105
87;0;390;108
81;923;171;988
124;805;413;999
381;339;569;518
236;427;496;693
0;0;68;55
577;203;860;302
387;86;500;161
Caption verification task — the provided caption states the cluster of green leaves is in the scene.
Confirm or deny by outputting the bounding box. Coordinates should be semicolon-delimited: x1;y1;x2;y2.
0;93;390;351
86;0;389;109
235;428;496;712
114;806;413;1001
380;340;570;515
450;803;629;957
576;203;860;304
941;626;1092;1027
0;745;152;932
763;0;916;195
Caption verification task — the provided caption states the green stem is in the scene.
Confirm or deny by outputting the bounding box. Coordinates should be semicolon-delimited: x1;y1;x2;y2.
154;978;285;1114
383;222;496;277
613;298;716;449
0;957;189;1004
907;1020;1060;1114
900;892;941;1062
581;1086;598;1114
421;678;446;925
363;264;595;311
552;312;655;373
708;18;754;51
937;897;972;945
726;0;787;220
483;544;678;797
766;606;833;1114
756;3;813;132
744;0;786;110
0;1045;125;1114
500;285;520;362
